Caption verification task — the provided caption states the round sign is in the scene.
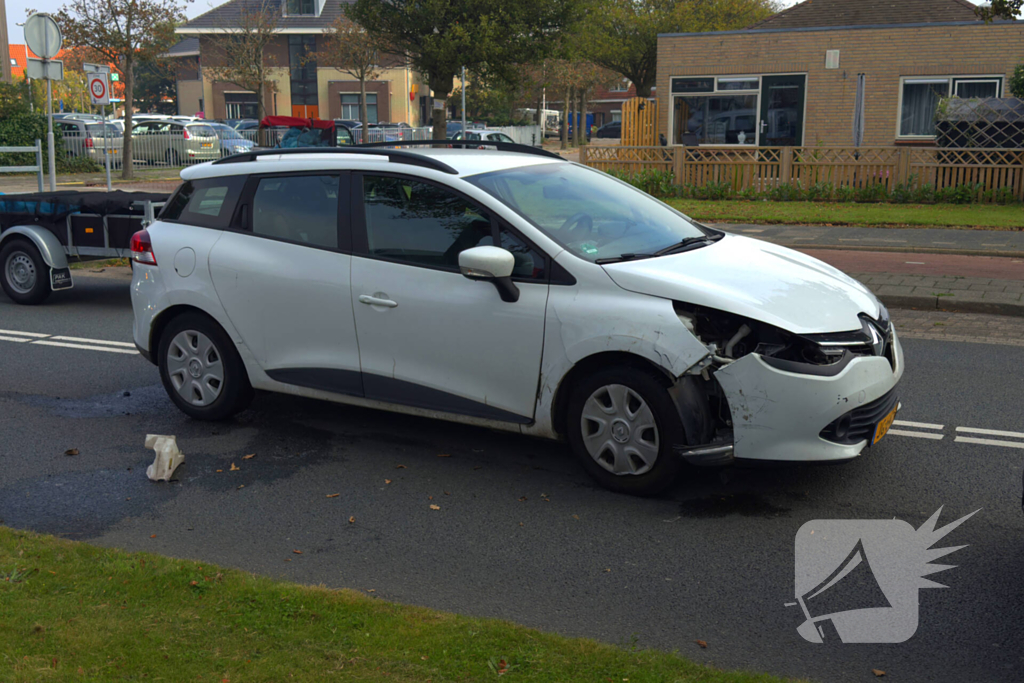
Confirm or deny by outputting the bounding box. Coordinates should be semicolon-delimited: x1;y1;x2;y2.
90;77;106;100
24;13;63;60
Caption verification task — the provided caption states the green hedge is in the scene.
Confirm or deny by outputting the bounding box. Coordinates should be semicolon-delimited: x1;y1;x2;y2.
605;169;1020;205
0;112;100;174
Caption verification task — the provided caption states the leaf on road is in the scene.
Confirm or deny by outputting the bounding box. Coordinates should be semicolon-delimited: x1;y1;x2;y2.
349;516;355;524
242;454;255;460
395;464;407;469
229;463;240;471
216;469;223;473
326;493;340;498
518;496;527;502
292;550;302;555
429;504;441;510
64;449;79;456
872;670;886;677
384;479;392;484
437;453;451;458
149;535;156;539
695;640;708;649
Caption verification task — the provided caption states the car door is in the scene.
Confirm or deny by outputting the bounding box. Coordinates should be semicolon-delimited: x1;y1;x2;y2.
209;171;363;396
349;172;549;422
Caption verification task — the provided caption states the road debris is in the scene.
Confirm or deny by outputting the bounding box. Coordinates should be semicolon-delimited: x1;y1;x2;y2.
64;448;78;456
145;434;184;482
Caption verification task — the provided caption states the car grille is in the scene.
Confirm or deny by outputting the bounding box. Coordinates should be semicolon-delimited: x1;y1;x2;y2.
819;388;899;446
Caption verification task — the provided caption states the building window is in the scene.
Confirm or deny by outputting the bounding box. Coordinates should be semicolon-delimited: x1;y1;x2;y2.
609;80;630;92
671;76;760;146
225;93;258;119
286;0;315;15
288;35;318;109
10;58;17;66
611;110;621;122
341;93;378;123
898;76;1003;138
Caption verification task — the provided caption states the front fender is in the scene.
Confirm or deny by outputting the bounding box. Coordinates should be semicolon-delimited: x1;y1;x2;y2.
1;225;69;269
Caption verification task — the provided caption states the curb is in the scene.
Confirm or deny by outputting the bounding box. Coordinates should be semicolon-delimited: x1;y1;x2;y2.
878;293;1024;318
771;240;1024;260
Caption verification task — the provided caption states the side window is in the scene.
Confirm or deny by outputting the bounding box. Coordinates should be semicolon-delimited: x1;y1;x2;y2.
498;228;547;281
361;175;491;270
161;176;245;229
252;175;339;249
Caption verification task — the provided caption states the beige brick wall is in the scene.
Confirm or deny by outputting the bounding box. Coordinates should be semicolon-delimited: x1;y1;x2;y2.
657;23;1024;146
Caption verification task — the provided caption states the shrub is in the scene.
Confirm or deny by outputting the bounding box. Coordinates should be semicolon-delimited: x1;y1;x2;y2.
805;181;836;202
834;186;856;202
855;183;889;203
935;183;981;204
606;168;678;198
992;186;1018;205
735;187;763;201
0;112;101;174
767;182;803;201
1010;63;1024;99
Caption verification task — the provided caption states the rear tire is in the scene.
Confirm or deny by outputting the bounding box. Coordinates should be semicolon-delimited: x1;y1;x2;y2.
158;312;253;420
1;238;51;305
566;366;687;496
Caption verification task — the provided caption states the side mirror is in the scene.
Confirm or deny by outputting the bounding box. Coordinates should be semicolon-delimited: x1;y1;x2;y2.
459;246;519;302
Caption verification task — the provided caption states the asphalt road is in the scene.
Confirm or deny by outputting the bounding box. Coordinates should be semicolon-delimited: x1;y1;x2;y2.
1;270;1022;683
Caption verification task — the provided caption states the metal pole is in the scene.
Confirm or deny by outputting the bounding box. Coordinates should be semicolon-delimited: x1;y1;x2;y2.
46;77;56;191
35;139;44;192
461;66;467;134
102;104;112;191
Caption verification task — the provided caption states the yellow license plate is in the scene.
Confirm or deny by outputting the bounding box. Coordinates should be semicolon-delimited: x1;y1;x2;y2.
201;143;213;148
873;406;898;444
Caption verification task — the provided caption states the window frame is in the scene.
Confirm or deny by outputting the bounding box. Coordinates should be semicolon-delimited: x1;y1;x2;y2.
235;171;352;253
667;73;806;147
351;171;552;284
896;75;1005;140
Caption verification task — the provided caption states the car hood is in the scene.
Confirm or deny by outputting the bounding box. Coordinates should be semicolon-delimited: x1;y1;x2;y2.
601;234;879;334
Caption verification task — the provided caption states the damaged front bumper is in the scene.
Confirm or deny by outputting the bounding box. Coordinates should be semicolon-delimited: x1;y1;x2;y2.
707;328;905;462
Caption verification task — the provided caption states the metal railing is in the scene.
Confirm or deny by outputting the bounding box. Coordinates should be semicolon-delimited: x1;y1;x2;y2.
0;140;45;191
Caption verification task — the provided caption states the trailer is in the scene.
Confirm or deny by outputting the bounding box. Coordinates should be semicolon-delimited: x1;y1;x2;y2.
0;190;168;305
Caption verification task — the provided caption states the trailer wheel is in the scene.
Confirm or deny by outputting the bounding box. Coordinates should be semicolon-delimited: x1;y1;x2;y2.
1;238;51;305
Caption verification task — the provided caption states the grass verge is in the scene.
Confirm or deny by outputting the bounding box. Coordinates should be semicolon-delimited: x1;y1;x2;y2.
665;199;1024;229
0;527;791;682
69;258;130;270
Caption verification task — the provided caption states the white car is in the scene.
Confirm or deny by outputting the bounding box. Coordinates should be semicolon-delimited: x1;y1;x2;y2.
129;144;903;495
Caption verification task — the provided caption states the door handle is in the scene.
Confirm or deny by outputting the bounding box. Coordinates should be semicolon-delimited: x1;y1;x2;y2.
359;294;398;308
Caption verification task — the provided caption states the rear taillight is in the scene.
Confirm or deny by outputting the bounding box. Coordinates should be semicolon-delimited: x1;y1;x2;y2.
130;229;157;266
183;128;191;140
85;138;94;148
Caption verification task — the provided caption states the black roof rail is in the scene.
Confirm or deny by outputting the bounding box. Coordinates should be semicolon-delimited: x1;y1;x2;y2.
212;147;459;174
356;139;564;160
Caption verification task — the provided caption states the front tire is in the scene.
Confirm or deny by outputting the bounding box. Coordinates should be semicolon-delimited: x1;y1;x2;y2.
1;238;51;305
158;312;253;420
566;366;687;496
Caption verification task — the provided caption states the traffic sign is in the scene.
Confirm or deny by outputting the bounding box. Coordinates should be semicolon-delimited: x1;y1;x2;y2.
83;62;111;75
24;13;63;60
26;58;63;81
88;73;110;105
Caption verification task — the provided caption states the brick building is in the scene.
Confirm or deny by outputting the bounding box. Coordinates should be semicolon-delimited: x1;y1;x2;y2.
656;0;1024;148
174;0;427;124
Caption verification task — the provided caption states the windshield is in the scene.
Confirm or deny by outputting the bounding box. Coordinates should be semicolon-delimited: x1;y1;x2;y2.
187;124;216;138
465;163;708;263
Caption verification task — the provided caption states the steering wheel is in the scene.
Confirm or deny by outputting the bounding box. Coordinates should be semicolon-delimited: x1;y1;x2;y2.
559;211;593;236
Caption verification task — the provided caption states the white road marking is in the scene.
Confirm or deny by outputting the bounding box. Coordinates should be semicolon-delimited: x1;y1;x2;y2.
50;335;136;348
30;340;138;355
954;436;1024;450
955;426;1024;439
894;420;944;430
0;335;31;343
0;329;49;337
889;429;944;440
905;261;925;265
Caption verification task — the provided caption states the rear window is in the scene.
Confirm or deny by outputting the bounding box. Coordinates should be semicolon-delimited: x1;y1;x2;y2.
160;176;246;229
187;124;216;137
86;123;119;136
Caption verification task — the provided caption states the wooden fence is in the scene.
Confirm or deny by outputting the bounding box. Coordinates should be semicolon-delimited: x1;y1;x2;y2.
579;146;1024;201
620;97;659;147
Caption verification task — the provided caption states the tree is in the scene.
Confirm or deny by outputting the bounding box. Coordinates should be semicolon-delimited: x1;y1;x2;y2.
583;0;777;98
349;0;578;140
55;0;182;179
134;59;178;114
203;0;280;124
976;0;1022;22
313;15;382;138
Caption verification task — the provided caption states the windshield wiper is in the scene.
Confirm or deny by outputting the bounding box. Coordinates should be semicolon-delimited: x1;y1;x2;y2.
595;253;654;264
654;235;715;256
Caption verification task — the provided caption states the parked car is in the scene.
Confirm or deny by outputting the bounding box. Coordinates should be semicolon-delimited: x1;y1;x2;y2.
450;129;516;145
131;120;220;165
52;112;104;122
208;122;256;157
234;120;260;131
130;145;903;496
595;121;621;139
54;118;123;163
341;121;398;144
445;122;465;138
